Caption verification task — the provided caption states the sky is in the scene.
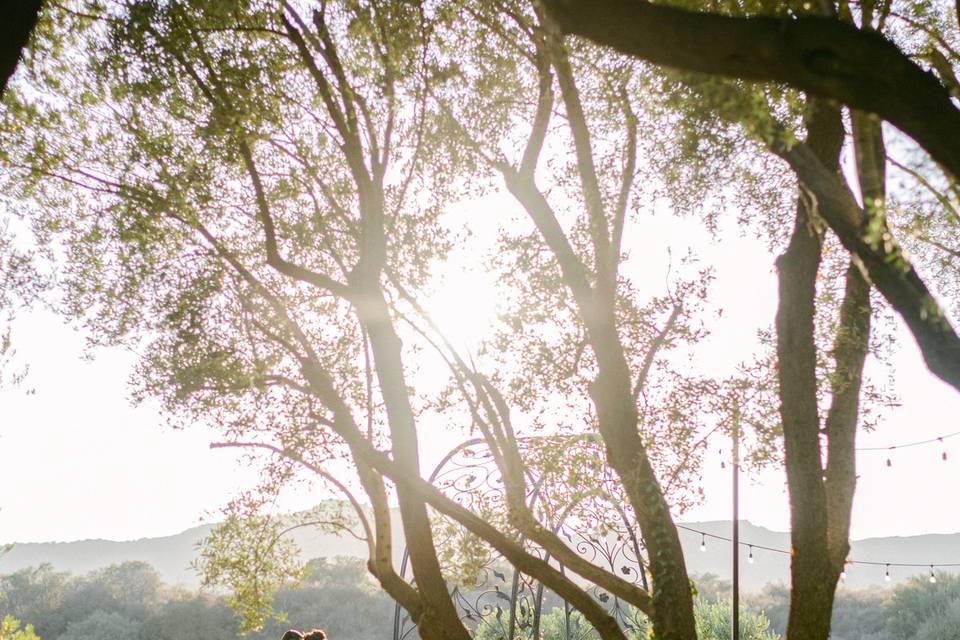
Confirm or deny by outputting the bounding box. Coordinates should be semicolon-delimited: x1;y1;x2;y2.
2;194;960;551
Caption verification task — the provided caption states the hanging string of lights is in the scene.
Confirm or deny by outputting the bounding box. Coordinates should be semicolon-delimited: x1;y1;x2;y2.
855;429;960;467
718;429;960;469
702;427;960;585
854;429;960;452
676;524;960;583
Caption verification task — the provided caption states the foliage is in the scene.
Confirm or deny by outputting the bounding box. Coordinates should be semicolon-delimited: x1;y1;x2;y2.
828;589;890;640
911;598;960;640
886;573;960;640
57;611;139;640
0;1;723;636
194;506;304;632
0;559;390;640
140;596;236;640
693;600;777;640
473;598;779;640
0;615;41;640
7;559;960;640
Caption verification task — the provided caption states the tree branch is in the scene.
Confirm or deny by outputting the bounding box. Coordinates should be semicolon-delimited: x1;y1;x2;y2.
823;262;870;566
238;140;351;298
611;84;638;273
777;141;960;394
540;0;960;181
632;304;682;401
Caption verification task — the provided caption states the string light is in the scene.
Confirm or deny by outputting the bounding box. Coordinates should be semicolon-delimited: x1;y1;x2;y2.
856;429;960;452
675;524;960;583
841;560;854;583
716;428;956;470
855;429;960;468
693;429;960;584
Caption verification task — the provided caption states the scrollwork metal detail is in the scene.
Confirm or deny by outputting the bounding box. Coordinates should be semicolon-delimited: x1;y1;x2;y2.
392;437;650;640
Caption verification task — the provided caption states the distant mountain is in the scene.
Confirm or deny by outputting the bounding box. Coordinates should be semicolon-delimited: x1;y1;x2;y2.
2;516;956;591
0;510;404;588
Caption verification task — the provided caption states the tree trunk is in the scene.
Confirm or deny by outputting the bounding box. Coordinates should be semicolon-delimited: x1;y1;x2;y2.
0;0;42;96
777;100;847;640
588;316;697;640
357;287;473;640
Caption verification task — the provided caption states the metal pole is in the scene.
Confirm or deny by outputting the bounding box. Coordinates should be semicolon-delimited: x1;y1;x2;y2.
732;399;740;640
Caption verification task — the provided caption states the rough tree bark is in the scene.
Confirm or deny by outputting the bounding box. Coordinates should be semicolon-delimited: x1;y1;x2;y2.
0;0;43;96
776;100;872;640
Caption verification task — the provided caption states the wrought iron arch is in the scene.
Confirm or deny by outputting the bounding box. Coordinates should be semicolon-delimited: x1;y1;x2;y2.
391;437;650;640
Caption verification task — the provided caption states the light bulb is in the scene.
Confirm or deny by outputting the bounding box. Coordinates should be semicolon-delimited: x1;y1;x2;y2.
748;546;754;564
700;534;706;552
840;570;847;582
929;567;937;584
884;565;891;582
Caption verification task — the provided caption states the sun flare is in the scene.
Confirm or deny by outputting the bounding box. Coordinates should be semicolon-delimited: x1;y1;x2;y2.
421;266;500;352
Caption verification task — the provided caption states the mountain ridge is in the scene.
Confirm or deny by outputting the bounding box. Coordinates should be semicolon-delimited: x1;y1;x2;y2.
2;516;956;591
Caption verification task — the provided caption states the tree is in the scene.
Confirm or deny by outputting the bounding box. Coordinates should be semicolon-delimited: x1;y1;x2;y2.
536;2;960;639
0;615;41;640
2;2;955;640
0;0;721;637
1;1;707;638
693;600;778;640
540;0;960;395
828;589;890;640
0;565;70;639
475;600;780;640
886;573;960;640
259;571;394;640
141;596;237;640
56;611;139;640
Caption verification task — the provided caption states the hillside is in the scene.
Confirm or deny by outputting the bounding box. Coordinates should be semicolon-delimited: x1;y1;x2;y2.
0;511;403;588
2;517;956;591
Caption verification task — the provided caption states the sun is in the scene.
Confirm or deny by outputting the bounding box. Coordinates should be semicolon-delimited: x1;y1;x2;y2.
421;264;500;353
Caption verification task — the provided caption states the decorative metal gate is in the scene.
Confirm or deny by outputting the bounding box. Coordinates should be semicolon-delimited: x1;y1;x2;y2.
391;437;650;640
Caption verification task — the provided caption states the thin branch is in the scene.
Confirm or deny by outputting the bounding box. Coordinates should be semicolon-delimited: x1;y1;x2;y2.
237;140;351;298
209;440;375;558
611;84;638;271
632;304;682;400
519;40;555;178
888;155;960;224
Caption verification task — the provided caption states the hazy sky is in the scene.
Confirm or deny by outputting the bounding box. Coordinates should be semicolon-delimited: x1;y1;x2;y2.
2;195;960;569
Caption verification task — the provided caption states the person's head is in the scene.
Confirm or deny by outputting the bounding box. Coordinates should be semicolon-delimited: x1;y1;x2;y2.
303;630;326;640
281;631;304;640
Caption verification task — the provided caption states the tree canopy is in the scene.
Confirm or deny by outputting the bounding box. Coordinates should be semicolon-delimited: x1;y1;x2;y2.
2;1;959;640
